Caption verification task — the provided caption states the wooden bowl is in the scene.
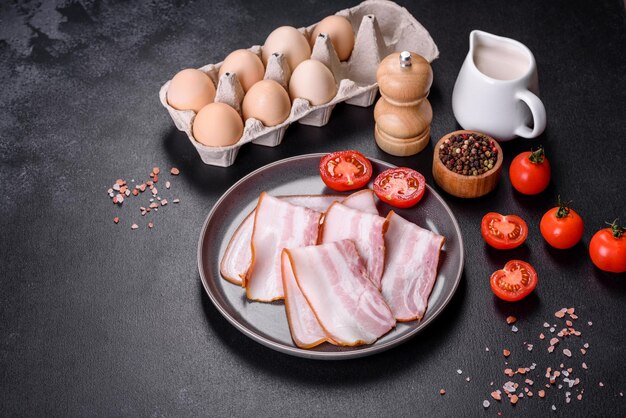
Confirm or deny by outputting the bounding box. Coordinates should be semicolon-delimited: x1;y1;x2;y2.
432;130;503;198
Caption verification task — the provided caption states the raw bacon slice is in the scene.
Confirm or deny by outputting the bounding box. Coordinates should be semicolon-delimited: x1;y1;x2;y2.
340;189;378;215
220;195;339;285
220;212;255;285
281;250;331;348
380;212;445;321
284;240;395;345
220;192;376;285
320;202;389;289
246;193;322;301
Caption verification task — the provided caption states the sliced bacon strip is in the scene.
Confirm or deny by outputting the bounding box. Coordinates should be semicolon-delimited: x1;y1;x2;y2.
320;202;389;289
246;193;322;301
340;189;378;214
380;212;445;321
220;212;255;285
281;250;331;348
220;195;339;285
220;192;375;285
284;239;395;346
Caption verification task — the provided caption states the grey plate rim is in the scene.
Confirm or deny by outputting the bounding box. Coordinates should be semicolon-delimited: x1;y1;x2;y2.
197;153;464;360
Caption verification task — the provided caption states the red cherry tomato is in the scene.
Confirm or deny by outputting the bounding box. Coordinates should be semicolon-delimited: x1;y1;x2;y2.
481;213;528;250
540;198;584;249
490;260;538;302
373;167;426;208
589;221;626;273
319;150;373;192
509;147;551;195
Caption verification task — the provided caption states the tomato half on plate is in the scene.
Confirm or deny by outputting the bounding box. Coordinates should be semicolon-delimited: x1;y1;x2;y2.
481;213;528;250
319;150;373;192
373;167;426;208
490;260;538;302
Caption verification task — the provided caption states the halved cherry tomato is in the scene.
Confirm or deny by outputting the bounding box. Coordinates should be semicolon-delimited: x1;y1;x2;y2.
589;220;626;273
373;167;426;208
481;213;528;250
509;146;551;195
319;150;373;192
490;260;538;302
540;197;584;249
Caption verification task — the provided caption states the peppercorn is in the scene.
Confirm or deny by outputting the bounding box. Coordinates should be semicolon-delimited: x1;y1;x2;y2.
438;133;498;176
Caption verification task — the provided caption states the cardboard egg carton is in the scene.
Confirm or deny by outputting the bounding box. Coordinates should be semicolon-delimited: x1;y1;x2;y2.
159;0;439;167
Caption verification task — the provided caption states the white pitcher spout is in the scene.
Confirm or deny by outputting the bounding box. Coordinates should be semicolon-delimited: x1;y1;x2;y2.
469;30;487;54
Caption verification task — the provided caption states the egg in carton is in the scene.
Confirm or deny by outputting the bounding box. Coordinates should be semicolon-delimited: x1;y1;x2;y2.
159;0;439;167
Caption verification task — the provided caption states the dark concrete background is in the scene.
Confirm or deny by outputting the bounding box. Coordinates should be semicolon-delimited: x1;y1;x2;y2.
1;0;625;416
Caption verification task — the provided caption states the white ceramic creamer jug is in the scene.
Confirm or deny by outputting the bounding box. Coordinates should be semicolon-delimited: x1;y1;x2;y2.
452;30;546;141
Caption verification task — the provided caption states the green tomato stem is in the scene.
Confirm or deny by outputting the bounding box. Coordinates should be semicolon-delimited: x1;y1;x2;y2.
529;146;545;164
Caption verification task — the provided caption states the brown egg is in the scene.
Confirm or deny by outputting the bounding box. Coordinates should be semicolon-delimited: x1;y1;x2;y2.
192;102;243;147
289;60;337;106
218;49;265;93
242;80;291;127
309;15;355;61
262;26;311;71
167;69;216;113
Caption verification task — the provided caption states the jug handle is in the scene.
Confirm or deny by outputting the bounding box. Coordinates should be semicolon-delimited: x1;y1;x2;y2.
514;90;547;139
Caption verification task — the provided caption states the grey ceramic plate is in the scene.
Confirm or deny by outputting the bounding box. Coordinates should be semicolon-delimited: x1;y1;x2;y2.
198;154;464;360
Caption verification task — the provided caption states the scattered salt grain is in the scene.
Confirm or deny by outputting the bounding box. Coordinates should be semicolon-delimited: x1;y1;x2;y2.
483;400;490;408
173;199;180;203
131;224;138;230
170;167;180;175
113;217;119;224
563;349;572;357
588;321;592;326
457;369;462;374
466;377;471;382
166;181;171;189
551;405;556;411
511;325;518;333
599;382;604;387
439;389;445;395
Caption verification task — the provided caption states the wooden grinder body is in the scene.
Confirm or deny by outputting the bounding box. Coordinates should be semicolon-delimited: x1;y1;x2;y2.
374;52;433;156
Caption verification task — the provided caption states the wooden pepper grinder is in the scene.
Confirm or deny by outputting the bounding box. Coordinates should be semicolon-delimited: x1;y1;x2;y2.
374;51;433;156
